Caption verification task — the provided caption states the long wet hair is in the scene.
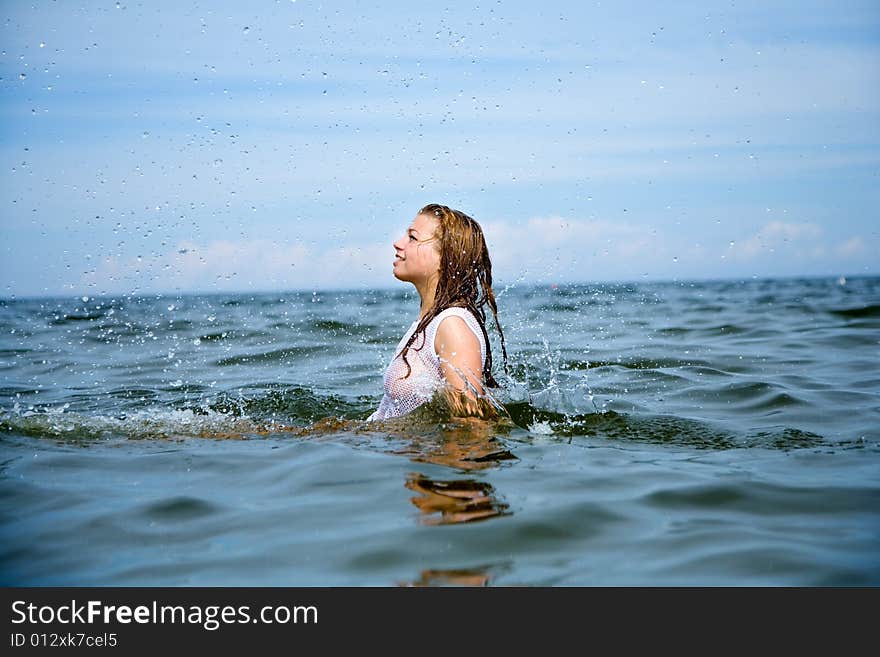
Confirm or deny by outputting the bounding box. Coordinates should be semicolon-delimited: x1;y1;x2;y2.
398;203;508;387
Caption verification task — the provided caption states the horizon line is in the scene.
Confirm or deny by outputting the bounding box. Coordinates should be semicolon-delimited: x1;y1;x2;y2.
2;271;876;303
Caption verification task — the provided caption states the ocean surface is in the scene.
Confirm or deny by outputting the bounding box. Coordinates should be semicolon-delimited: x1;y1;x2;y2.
1;276;878;586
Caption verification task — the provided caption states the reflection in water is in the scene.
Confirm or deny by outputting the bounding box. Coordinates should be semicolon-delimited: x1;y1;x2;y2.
401;566;492;587
269;413;517;535
389;415;518;471
389;415;516;527
386;414;516;583
405;473;510;525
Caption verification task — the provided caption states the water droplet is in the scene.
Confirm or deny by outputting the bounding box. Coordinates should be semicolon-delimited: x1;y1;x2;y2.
19;73;26;80
39;42;45;48
242;26;250;34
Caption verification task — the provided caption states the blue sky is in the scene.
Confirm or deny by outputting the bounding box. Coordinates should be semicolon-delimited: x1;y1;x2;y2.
1;0;878;297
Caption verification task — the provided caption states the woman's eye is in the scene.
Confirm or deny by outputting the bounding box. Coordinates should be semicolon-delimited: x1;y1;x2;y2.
408;234;416;241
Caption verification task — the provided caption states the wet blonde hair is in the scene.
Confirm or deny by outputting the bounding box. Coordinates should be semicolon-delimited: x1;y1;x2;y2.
398;203;508;386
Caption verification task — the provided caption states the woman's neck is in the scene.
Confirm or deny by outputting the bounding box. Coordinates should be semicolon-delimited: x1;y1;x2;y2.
415;278;438;320
418;291;435;320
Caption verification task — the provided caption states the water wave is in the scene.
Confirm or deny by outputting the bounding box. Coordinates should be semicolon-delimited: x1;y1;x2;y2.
828;304;880;319
0;391;829;452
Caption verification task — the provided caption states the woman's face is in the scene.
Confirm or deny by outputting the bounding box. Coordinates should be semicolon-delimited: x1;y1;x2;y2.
393;213;441;286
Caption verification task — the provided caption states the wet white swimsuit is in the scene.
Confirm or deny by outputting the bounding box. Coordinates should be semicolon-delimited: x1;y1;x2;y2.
368;307;486;421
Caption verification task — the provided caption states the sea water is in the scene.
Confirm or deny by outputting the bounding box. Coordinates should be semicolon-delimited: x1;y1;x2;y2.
1;276;878;585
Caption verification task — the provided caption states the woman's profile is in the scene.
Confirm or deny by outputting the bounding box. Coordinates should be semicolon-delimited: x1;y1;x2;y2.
368;203;508;421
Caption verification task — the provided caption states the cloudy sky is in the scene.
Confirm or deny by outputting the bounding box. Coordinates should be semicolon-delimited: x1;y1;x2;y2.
1;0;878;297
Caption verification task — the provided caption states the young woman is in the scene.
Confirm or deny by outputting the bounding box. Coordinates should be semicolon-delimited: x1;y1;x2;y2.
368;203;508;421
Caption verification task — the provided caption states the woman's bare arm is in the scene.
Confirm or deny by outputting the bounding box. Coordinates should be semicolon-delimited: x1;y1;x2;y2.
434;316;500;419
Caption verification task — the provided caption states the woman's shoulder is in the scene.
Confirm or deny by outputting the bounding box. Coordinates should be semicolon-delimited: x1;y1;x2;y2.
431;305;479;326
428;306;483;339
427;305;485;357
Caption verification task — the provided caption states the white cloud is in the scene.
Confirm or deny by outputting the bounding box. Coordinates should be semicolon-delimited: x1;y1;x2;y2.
729;220;823;259
74;216;667;293
60;214;877;296
78;238;393;294
483;216;664;283
835;236;865;257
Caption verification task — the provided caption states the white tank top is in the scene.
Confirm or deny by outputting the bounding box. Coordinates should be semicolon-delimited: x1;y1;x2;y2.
368;307;487;421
